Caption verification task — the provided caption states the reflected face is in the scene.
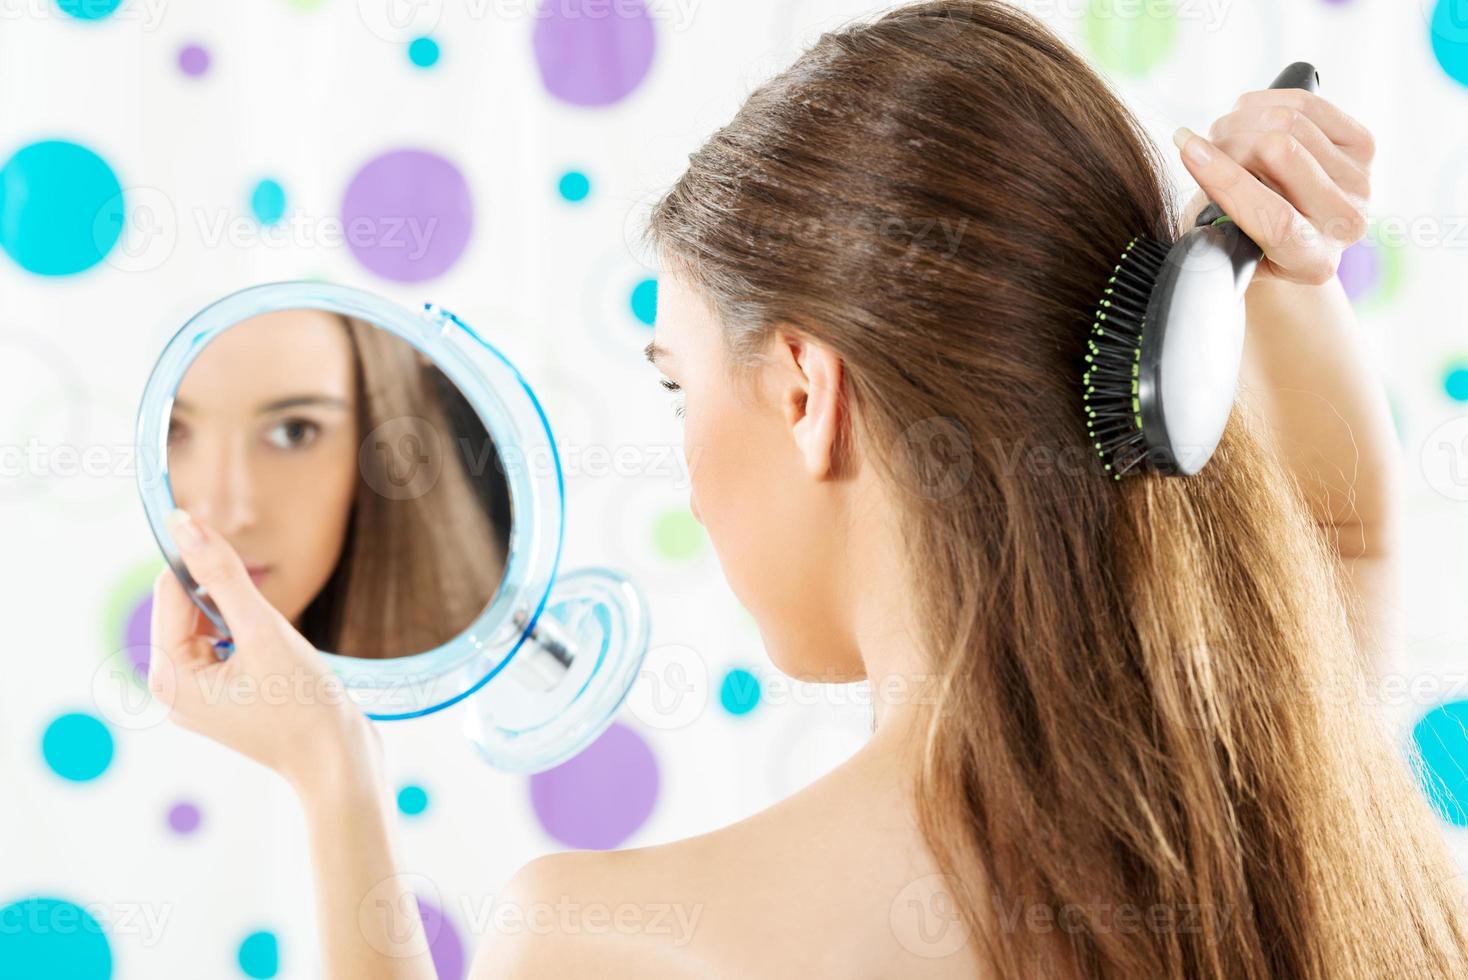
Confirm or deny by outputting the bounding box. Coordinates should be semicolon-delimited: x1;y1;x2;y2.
168;309;359;626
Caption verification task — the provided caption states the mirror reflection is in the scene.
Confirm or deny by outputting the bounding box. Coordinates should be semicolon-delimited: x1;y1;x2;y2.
166;308;511;659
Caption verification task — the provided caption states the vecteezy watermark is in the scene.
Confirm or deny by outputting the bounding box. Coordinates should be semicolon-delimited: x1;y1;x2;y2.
0;0;170;30
992;894;1219;937
890;873;970;959
355;874;703;956
624;642;710;730
1421;415;1468;502
467;893;704;944
356;0;704;44
1020;0;1234;33
0;898;175;948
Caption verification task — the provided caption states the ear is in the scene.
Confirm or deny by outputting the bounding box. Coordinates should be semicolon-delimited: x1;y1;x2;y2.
777;330;844;480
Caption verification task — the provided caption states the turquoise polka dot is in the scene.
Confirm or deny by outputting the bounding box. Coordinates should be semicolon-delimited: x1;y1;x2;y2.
630;277;658;326
42;712;114;782
719;668;761;716
397;784;429;817
0;140;123;276
558;170;591;203
56;0;122;20
238;930;279;978
408;36;440;68
249;179;286;225
0;897;112;978
1431;0;1468;88
1445;364;1468;402
1414;700;1468;826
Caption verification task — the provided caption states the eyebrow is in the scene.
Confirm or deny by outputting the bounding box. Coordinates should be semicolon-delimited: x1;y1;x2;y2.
173;395;351;414
643;340;672;367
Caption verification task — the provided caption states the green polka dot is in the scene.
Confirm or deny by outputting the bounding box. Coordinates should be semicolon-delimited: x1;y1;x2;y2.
238;930;279;978
282;0;325;10
651;508;703;561
1084;0;1177;78
1357;235;1407;314
397;784;429;816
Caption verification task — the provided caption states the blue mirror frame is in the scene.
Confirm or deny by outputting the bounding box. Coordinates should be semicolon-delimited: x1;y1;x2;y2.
135;281;565;721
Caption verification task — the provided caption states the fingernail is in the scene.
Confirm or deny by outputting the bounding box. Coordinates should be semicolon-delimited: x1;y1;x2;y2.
1173;126;1212;165
166;508;204;550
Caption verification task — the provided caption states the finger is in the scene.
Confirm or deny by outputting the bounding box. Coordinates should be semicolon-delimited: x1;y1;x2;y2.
1210;127;1368;247
164;508;274;640
1173;126;1338;286
1209;102;1370;202
1233;88;1376;169
150;567;219;668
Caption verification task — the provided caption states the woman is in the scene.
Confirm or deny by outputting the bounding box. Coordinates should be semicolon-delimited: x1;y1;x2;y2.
150;2;1468;976
167;308;508;660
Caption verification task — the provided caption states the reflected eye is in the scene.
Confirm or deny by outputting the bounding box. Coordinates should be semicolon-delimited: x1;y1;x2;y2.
660;378;685;419
265;417;321;450
166;417;189;447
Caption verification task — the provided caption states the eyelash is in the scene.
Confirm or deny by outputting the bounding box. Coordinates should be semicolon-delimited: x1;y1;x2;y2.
660;378;685;418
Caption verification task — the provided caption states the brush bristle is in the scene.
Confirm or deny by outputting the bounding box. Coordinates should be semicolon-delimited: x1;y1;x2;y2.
1082;235;1170;481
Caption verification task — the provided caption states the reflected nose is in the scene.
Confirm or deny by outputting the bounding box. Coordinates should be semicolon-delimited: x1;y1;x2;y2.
689;490;702;525
178;436;257;536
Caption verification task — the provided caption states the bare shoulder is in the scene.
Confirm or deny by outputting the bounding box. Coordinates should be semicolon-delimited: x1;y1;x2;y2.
469;744;989;978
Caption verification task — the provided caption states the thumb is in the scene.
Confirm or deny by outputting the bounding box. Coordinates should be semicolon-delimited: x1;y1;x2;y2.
164;508;273;641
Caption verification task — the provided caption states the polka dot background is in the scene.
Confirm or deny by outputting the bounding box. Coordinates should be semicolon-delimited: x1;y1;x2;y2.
1;2;1466;976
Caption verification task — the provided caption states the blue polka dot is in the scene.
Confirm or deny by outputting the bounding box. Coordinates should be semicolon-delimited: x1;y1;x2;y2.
42;712;113;782
1431;0;1468;88
56;0;122;20
0;140;123;276
238;930;279;978
719;668;761;716
397;784;429;817
0;897;112;978
408;36;440;68
1445;365;1468;402
630;277;657;326
250;179;287;226
1414;700;1468;826
558;170;591;203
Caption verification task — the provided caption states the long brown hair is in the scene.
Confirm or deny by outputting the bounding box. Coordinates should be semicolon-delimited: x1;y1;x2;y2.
297;316;510;659
646;2;1468;976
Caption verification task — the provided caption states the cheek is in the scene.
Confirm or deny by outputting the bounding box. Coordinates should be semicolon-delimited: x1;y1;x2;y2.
272;445;357;609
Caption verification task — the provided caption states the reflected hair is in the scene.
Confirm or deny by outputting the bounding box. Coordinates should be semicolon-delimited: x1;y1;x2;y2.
296;316;511;660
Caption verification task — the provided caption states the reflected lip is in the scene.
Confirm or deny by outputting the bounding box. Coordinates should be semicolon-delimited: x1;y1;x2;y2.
243;562;271;584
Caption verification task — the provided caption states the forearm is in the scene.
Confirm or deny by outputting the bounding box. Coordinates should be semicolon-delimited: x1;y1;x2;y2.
293;731;439;980
1239;273;1404;557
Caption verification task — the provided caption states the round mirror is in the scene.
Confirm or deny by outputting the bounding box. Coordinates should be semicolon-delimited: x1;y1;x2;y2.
137;282;649;772
164;306;511;660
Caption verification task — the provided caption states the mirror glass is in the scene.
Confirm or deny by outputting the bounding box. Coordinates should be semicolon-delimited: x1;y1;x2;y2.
165;307;512;660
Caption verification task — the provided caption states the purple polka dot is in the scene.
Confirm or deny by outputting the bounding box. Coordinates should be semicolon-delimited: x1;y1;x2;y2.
532;0;656;107
178;44;210;77
125;595;151;679
168;801;200;834
416;895;465;980
1338;239;1380;302
530;722;658;850
340;149;473;283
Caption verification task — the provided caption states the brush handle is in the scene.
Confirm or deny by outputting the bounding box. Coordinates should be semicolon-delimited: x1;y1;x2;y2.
1193;61;1321;229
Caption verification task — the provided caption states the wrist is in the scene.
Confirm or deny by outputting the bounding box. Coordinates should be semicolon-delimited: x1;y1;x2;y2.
285;711;384;812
